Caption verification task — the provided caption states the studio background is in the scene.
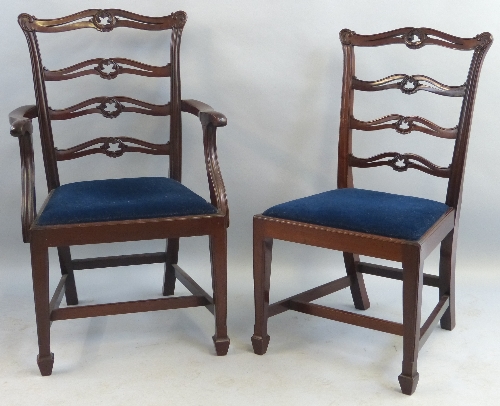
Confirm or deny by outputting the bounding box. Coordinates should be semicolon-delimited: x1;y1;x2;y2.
1;1;499;405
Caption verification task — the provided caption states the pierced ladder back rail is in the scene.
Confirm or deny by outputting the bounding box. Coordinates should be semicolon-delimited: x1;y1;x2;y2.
44;58;171;81
49;97;170;120
352;75;465;97
18;9;186;190
338;27;492;192
55;136;170;161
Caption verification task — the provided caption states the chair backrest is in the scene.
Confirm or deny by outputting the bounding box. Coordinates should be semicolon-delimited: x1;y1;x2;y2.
18;9;187;192
338;27;492;213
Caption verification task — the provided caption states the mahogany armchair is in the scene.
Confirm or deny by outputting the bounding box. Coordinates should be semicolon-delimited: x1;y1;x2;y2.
10;9;230;376
252;28;492;394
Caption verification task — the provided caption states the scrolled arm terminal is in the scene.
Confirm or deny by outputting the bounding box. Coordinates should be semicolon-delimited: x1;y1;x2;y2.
9;105;37;137
181;99;227;128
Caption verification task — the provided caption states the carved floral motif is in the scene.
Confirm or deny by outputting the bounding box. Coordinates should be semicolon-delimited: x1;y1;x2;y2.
394;117;413;134
390;154;410;172
399;75;420;95
404;28;427;49
100;138;126;158
95;59;121;79
92;10;116;32
96;98;123;118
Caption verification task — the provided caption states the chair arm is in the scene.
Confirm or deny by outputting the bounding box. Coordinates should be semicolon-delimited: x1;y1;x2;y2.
181;99;227;128
9;105;38;242
9;105;37;137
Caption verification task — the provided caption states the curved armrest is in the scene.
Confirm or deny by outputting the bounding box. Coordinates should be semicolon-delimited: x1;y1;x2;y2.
9;105;37;137
181;99;227;128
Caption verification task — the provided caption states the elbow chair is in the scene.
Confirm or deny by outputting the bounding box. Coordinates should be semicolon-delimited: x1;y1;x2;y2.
10;9;230;376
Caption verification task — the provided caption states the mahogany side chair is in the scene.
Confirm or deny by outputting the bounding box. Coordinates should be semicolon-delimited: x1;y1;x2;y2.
9;9;230;376
251;28;492;395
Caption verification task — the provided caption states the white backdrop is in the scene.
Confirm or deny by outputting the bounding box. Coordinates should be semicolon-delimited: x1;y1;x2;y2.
1;1;499;403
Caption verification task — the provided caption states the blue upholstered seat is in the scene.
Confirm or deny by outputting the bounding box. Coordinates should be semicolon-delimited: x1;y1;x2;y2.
262;188;449;241
37;177;217;226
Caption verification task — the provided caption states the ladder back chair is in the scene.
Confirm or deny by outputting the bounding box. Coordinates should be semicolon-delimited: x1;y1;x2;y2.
251;27;492;395
10;9;230;376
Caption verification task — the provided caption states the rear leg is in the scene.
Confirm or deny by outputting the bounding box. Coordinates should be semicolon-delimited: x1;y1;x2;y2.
343;252;370;310
251;218;273;355
163;238;179;296
57;246;78;305
439;230;456;330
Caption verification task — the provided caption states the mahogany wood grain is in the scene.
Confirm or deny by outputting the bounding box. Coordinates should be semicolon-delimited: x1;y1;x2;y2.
19;10;187;33
13;8;230;375
30;236;53;376
439;231;456;330
251;224;273;355
398;246;423;395
51;295;210;321
357;262;440;288
288;300;404;336
419;295;449;350
57;246;78;305
352;75;465;97
343;252;370;310
44;58;171;81
209;228;230;355
55;137;170;161
350;115;458;139
49;275;67;314
268;276;351;317
163;238;179;296
71;252;167;270
174;265;214;315
252;26;492;395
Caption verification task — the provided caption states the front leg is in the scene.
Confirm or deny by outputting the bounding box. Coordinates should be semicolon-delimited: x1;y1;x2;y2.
398;245;424;395
31;238;54;376
210;228;230;355
251;218;273;355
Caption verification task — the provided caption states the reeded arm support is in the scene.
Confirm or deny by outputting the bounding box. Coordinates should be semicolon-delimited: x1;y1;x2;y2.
9;105;38;243
182;99;228;224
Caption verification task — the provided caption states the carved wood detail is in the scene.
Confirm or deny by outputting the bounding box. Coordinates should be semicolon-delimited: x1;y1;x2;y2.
55;137;170;161
18;9;187;33
342;27;493;50
352;74;465;97
44;58;171;81
351;115;457;139
49;97;170;120
349;152;451;178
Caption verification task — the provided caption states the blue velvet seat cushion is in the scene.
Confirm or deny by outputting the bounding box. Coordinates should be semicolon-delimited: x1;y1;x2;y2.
262;188;449;241
37;177;217;226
